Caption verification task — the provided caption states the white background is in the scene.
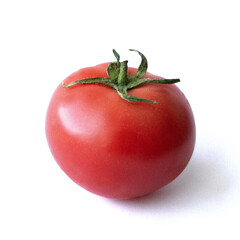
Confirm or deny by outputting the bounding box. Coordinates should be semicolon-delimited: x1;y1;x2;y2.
1;0;240;239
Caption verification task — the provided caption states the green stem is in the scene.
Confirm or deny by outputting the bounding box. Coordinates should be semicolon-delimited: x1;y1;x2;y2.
117;61;128;86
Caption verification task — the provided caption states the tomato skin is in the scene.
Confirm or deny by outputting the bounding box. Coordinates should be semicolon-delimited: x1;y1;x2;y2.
45;63;195;200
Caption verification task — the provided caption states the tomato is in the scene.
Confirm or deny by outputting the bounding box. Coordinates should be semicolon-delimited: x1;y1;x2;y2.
45;50;195;200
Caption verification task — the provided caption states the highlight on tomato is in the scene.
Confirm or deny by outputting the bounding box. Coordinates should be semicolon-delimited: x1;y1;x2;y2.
45;49;196;200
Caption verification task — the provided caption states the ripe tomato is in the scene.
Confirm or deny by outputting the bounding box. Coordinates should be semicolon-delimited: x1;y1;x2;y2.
45;50;195;200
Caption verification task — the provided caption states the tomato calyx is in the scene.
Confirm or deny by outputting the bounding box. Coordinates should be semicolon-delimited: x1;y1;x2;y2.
62;49;180;103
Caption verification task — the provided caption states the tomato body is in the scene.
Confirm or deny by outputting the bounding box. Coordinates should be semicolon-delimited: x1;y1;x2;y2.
45;63;195;199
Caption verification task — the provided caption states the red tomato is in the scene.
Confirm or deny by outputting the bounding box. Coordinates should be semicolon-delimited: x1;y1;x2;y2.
45;50;195;200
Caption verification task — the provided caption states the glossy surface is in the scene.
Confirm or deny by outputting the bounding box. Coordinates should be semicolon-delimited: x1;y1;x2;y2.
45;63;196;199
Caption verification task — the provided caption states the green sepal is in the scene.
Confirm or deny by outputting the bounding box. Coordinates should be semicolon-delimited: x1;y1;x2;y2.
128;49;148;80
62;77;115;88
127;78;180;89
116;86;157;104
62;49;180;104
112;49;120;63
107;62;120;82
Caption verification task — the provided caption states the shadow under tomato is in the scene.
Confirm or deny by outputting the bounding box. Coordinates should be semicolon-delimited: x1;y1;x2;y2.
106;146;232;212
